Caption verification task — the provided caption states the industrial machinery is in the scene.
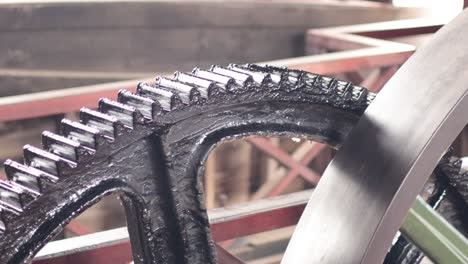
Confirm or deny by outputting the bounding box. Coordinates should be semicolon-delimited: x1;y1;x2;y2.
1;3;468;264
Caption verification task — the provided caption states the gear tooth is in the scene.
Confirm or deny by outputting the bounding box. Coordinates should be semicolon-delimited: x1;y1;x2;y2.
61;119;100;150
227;64;272;85
366;92;377;104
174;72;221;99
310;75;334;94
0;180;25;214
339;82;369;105
334;80;357;101
350;85;368;103
459;157;468;173
334;80;349;96
288;71;319;94
80;108;121;140
42;131;91;162
155;77;201;104
247;64;297;87
192;68;237;92
137;82;182;111
23;144;76;177
445;147;455;157
246;64;283;85
118;89;160;119
4;160;43;195
462;171;468;179
4;159;19;180
99;98;140;128
0;210;5;234
210;65;253;88
274;65;306;86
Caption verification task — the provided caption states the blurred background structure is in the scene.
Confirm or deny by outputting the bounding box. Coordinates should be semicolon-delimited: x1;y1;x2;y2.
0;1;466;263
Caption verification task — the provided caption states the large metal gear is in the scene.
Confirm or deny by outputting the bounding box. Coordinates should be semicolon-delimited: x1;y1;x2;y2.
0;62;466;264
1;12;468;263
0;64;374;263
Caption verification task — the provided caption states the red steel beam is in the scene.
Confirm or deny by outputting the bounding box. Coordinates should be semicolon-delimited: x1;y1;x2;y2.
267;143;326;197
246;137;321;186
307;18;444;51
288;49;412;75
0;78;148;123
216;244;245;264
33;243;132;264
34;195;307;264
298;17;444;74
65;221;91;237
366;65;400;92
0;18;444;123
211;202;305;242
35;244;247;264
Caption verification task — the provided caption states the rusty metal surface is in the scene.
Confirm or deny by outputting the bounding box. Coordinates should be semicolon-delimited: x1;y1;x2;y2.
283;10;468;264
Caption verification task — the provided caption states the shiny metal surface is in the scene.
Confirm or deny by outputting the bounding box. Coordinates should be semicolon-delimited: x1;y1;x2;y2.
282;9;468;264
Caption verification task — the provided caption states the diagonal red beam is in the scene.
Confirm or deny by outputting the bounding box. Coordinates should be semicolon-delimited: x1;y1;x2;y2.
246;137;320;186
216;244;245;264
65;221;91;237
268;143;327;197
367;65;400;92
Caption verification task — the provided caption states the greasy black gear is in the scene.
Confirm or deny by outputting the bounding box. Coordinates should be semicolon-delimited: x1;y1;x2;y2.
0;64;463;264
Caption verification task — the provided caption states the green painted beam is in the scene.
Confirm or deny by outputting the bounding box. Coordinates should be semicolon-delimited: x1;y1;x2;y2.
400;196;468;264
